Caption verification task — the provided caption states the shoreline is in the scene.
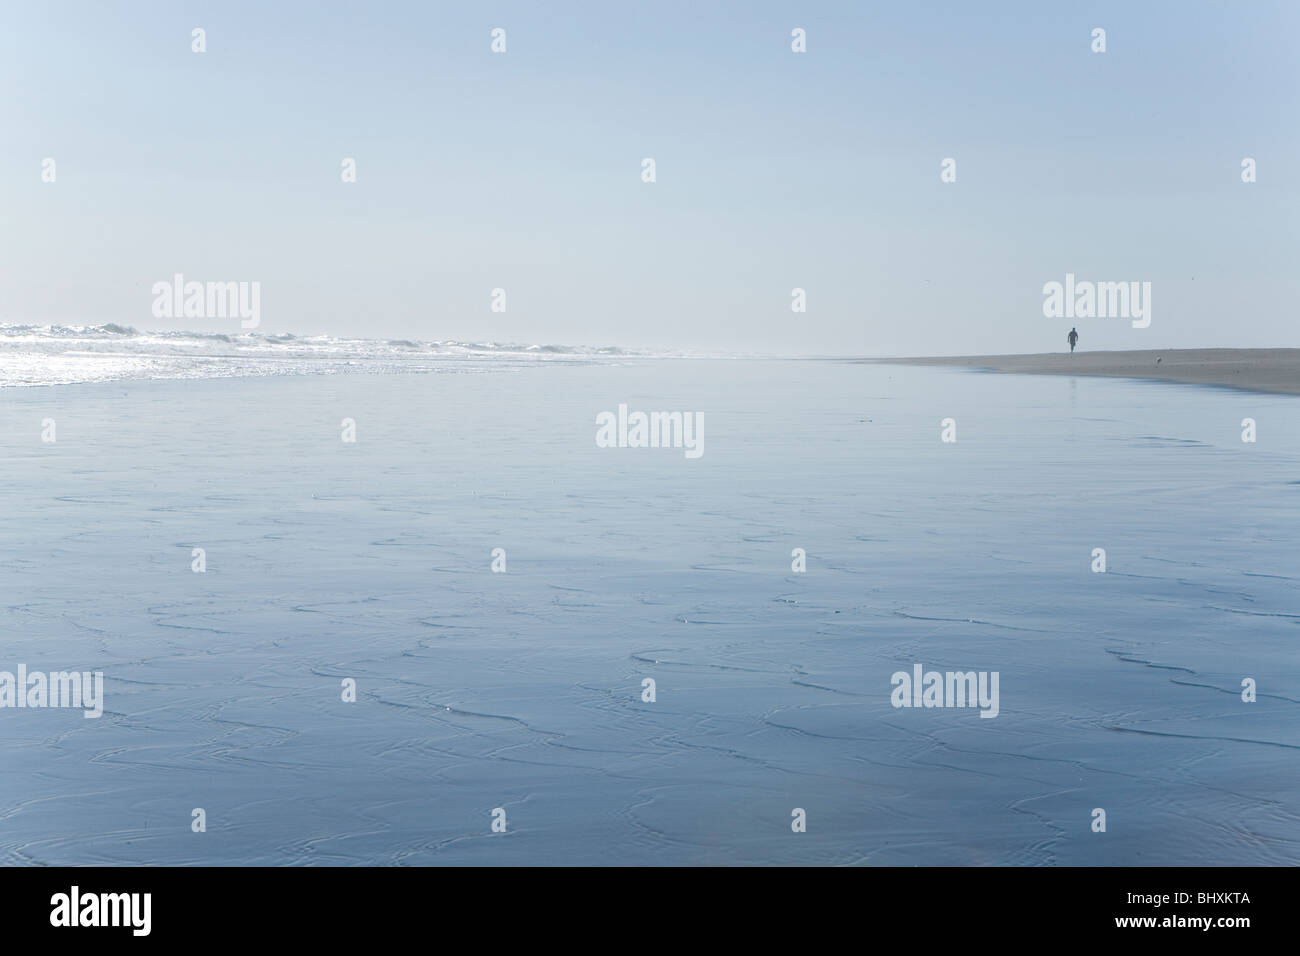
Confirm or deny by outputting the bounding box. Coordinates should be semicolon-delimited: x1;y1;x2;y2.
859;349;1300;396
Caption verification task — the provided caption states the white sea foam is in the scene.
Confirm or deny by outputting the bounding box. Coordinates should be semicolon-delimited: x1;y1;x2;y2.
0;324;661;387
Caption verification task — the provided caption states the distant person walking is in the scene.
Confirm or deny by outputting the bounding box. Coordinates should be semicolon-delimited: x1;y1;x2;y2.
1067;327;1079;353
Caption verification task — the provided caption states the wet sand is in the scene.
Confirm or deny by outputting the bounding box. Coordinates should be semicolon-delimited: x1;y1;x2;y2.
4;361;1299;865
866;349;1300;396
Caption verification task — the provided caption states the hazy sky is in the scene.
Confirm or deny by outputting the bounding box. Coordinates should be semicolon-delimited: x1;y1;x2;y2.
2;1;1297;355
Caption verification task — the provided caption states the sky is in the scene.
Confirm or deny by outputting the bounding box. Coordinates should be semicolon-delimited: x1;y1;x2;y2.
1;1;1297;355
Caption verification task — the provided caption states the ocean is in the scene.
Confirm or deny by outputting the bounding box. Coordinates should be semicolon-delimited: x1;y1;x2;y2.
2;327;1297;864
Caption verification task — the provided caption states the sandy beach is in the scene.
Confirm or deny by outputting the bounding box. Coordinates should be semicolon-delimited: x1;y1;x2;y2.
867;349;1300;396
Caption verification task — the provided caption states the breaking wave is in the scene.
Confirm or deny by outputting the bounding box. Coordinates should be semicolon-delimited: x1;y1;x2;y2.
0;324;653;387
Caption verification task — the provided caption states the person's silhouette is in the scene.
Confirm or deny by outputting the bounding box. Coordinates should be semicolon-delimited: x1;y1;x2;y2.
1068;327;1079;353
